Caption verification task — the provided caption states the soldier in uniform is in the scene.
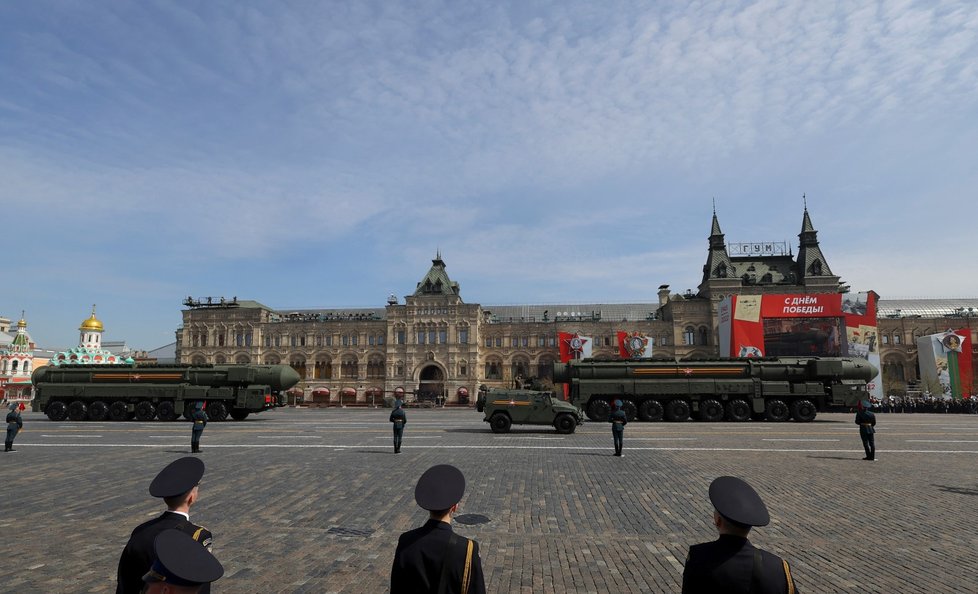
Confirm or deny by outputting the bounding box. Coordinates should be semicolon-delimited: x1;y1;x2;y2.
682;476;798;593
391;464;486;594
191;402;208;454
609;399;627;457
390;398;407;454
5;402;23;452
141;529;224;593
117;457;215;594
855;399;876;461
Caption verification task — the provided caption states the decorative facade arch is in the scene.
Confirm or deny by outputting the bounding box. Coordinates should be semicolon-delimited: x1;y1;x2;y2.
191;354;207;365
314;354;333;379
340;354;359;378
264;354;282;365
536;355;556;380
484;355;503;380
235;354;251;364
366;353;385;378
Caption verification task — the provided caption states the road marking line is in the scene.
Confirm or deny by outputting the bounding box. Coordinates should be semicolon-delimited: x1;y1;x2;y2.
906;440;978;443
763;439;840;442
629;438;698;441
17;443;978;454
40;435;102;438
374;436;442;439
256;436;322;439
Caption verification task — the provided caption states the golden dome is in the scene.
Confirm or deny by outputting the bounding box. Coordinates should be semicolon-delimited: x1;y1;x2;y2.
79;305;104;332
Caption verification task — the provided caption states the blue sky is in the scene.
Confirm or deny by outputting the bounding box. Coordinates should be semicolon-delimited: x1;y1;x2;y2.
3;0;977;349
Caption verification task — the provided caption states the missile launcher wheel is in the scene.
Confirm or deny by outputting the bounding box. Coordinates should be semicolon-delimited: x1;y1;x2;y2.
698;399;724;422
665;399;690;422
134;401;156;421
157;401;178;421
108;401;130;421
587;399;611;421
765;399;790;422
208;400;229;422
724;399;751;422
790;399;817;422
88;401;109;422
45;401;68;421
637;399;664;422
620;399;638;422
68;401;88;421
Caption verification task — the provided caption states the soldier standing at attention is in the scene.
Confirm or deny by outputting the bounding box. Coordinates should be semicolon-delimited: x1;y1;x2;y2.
141;530;224;593
117;457;215;594
682;476;798;593
609;399;627;457
391;464;486;594
390;398;407;454
856;399;876;461
5;402;23;452
191;402;208;454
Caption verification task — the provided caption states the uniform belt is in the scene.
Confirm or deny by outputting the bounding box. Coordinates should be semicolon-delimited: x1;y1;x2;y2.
859;423;872;426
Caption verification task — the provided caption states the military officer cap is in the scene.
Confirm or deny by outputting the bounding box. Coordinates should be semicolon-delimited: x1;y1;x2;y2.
143;529;223;587
709;476;770;528
8;403;16;411
415;464;465;511
149;457;205;498
614;399;623;409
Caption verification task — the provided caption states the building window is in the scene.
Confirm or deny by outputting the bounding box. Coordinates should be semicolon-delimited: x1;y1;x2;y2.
699;327;708;346
439;330;447;344
882;334;889;345
317;335;323;347
894;334;901;345
495;337;502;347
245;333;252;347
485;361;501;379
418;331;426;345
377;335;385;345
326;335;333;346
485;337;492;347
537;336;546;347
428;331;436;344
395;361;404;376
684;327;695;346
397;331;406;345
459;362;467;376
459;329;468;344
369;335;375;346
274;336;281;347
218;333;225;347
264;336;271;347
351;335;358;346
342;335;349;346
341;359;358;378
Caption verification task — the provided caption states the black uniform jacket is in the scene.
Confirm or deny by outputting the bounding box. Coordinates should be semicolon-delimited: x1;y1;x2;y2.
391;519;486;594
116;511;213;594
682;534;797;594
390;408;407;425
855;409;876;435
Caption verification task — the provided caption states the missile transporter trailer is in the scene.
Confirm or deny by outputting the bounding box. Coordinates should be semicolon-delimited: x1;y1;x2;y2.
553;356;876;423
31;363;301;422
476;386;584;434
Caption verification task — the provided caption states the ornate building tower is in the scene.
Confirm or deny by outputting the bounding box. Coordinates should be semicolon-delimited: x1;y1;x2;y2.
794;206;841;292
52;306;130;366
0;313;36;402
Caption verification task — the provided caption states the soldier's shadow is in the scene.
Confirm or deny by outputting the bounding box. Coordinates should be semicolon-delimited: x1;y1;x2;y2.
934;484;978;496
805;456;860;461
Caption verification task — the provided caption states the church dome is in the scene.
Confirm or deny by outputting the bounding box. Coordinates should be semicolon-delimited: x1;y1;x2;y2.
80;307;104;332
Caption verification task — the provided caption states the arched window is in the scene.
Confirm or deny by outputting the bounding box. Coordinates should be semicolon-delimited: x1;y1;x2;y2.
698;327;709;346
315;357;332;379
485;358;502;379
341;357;358;379
264;355;281;365
511;357;529;381
684;327;695;346
215;355;226;365
235;355;250;364
290;357;307;379
11;360;18;373
366;355;385;378
192;355;207;365
537;356;555;380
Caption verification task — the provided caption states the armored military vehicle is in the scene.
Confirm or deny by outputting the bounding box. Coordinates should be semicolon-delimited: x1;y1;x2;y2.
553;356;877;423
32;363;300;422
476;386;584;434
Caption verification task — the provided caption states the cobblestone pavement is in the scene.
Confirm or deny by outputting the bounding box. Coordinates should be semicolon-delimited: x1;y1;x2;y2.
3;408;978;593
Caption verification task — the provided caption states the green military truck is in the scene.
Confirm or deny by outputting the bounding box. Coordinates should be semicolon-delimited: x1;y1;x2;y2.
32;363;301;422
476;386;584;434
